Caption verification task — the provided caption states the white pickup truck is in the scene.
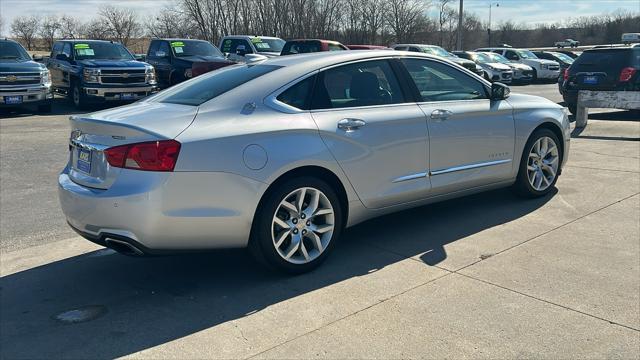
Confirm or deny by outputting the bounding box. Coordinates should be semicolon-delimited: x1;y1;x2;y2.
554;39;580;48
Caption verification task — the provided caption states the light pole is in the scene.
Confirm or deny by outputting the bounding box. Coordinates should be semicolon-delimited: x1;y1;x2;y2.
456;0;464;50
488;2;499;47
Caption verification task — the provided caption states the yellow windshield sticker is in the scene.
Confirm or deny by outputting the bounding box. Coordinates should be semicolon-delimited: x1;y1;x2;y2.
74;43;90;49
251;37;262;43
170;41;185;48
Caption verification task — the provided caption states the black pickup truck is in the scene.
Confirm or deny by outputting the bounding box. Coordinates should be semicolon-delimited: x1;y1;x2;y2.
46;40;157;108
145;39;234;88
0;39;53;112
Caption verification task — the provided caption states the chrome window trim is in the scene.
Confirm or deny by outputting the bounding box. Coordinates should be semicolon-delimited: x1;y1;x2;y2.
430;159;512;176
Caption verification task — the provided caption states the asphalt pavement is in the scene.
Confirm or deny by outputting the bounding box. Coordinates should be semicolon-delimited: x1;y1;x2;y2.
1;84;638;358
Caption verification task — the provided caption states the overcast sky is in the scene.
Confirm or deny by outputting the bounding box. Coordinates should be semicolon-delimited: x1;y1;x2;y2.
1;0;639;35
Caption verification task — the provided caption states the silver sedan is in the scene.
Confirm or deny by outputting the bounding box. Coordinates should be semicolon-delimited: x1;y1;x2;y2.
59;50;570;273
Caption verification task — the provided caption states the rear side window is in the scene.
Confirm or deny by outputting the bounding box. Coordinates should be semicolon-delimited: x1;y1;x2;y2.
147;41;159;57
328;44;345;51
401;58;488;102
154;64;281;106
277;75;316;110
311;59;406;109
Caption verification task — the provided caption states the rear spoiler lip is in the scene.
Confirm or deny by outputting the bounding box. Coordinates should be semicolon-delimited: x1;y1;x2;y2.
69;115;172;140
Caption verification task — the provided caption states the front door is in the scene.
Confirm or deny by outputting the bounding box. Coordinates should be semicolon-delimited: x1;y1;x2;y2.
399;57;515;195
310;59;430;209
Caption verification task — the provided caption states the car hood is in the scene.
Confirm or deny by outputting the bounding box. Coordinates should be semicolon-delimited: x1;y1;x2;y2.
508;62;533;71
257;52;281;58
0;59;46;72
483;62;512;70
448;57;474;66
76;59;148;68
523;58;558;66
175;55;231;64
506;93;562;110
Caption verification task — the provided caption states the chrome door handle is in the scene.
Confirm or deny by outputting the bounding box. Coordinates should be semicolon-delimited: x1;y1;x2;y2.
430;109;453;121
337;118;366;131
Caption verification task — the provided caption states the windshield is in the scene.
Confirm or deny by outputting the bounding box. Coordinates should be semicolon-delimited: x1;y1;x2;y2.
484;52;510;64
471;52;492;63
550;52;574;63
251;38;285;53
73;42;134;60
516;50;538;59
424;46;452;57
170;40;223;57
153;64;281;106
0;41;31;60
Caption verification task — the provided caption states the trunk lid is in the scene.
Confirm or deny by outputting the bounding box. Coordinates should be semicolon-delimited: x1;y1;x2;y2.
67;101;197;189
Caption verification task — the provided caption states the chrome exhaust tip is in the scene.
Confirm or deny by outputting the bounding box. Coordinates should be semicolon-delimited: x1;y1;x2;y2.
104;238;144;256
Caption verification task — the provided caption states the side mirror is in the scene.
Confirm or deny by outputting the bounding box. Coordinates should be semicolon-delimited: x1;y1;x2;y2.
33;54;43;62
236;45;247;57
55;53;68;61
491;82;510;100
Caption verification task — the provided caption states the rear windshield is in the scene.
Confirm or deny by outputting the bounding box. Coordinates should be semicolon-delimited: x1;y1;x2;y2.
154;64;281;106
573;49;634;71
282;41;321;55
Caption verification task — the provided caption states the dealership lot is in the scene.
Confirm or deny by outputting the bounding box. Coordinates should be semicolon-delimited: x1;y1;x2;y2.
1;84;639;357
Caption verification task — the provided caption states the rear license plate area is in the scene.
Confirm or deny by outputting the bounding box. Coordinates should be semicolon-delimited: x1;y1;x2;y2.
4;95;23;104
77;148;92;174
583;76;598;84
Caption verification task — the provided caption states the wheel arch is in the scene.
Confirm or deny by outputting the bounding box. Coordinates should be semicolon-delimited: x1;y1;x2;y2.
254;165;350;227
531;121;565;166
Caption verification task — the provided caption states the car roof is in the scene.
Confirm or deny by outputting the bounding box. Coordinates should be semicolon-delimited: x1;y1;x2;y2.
57;39;118;44
222;35;282;40
394;44;440;48
287;39;342;44
155;38;209;42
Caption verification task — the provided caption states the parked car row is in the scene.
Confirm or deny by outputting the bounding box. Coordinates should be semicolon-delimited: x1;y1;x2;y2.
3;34;583;114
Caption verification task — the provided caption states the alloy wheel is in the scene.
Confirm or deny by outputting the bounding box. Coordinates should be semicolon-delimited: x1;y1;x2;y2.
527;136;559;191
271;187;335;264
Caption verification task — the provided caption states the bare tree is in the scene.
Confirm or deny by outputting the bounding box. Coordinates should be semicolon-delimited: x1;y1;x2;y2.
11;15;40;50
81;18;110;40
59;15;82;39
147;5;196;38
98;5;142;46
387;0;429;43
39;15;61;51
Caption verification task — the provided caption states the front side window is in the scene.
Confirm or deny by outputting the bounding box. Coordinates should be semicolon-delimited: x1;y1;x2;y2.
153;64;281;106
328;43;345;51
220;39;252;54
281;41;322;55
311;60;405;109
516;50;538;59
400;58;488;102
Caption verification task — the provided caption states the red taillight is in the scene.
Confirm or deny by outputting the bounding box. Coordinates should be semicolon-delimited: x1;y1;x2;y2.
619;67;637;82
104;140;181;171
563;67;570;80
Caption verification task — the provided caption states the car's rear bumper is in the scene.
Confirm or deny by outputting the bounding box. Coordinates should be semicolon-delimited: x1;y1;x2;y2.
537;68;561;79
59;166;267;252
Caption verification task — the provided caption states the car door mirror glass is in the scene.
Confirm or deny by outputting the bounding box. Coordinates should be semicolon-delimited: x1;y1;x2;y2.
491;82;510;100
155;51;167;58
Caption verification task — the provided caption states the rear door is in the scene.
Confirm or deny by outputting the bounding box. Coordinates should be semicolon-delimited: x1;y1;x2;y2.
398;57;515;195
310;58;431;209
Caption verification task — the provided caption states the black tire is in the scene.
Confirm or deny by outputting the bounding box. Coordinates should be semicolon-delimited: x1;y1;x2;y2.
71;82;86;109
514;128;562;198
37;103;52;113
249;176;344;274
